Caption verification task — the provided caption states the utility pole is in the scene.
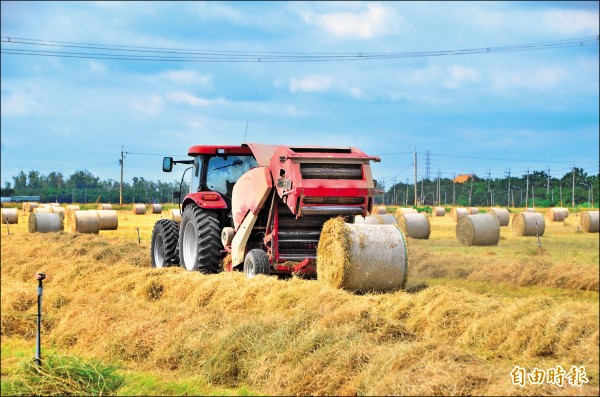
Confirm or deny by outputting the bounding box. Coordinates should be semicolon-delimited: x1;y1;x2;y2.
119;146;125;206
392;178;396;206
525;168;529;208
405;178;409;206
505;169;511;207
469;173;473;206
546;166;550;198
413;148;418;206
437;171;441;206
572;165;575;208
452;173;456;205
486;170;491;206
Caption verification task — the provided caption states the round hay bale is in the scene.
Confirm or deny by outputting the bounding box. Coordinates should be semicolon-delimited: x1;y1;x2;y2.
546;208;566;222
580;211;599;233
355;214;397;225
33;207;52;213
23;202;39;212
488;208;510;227
559;208;569;218
133;204;146;215
450;208;469;222
98;203;113;210
50;206;65;219
1;208;18;224
69;210;100;234
66;205;80;212
371;206;387;215
525;208;536;212
50;203;60;207
512;212;545;237
170;209;182;223
398;213;430;239
28;213;64;233
468;207;479;215
38;203;52;209
317;218;408;293
456;214;500;246
151;204;162;214
395;208;418;218
96;210;118;230
432;207;445;217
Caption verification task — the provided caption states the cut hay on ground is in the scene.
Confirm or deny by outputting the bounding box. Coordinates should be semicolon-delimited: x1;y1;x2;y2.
28;213;63;233
317;217;407;292
133;204;146;215
354;214;398;225
546;208;566;222
68;210;100;234
1;208;18;224
488;208;510;226
151;204;162;214
450;207;468;222
98;203;113;210
432;207;445;217
512;212;545;237
170;209;181;223
398;213;430;239
456;214;500;246
580;211;599;233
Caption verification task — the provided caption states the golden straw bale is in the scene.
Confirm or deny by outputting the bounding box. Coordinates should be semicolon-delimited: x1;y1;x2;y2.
170;209;182;223
450;208;468;222
432;207;445;217
371;206;387;215
398;213;430;239
467;207;479;215
1;208;18;224
98;203;113;210
22;202;39;212
317;217;408;292
488;208;510;227
525;208;536;212
28;213;64;233
395;208;418;217
456;214;500;246
91;209;119;230
69;210;100;234
133;204;147;215
580;211;599;233
355;214;397;225
33;207;52;213
151;204;162;214
512;212;545;237
546;208;565;222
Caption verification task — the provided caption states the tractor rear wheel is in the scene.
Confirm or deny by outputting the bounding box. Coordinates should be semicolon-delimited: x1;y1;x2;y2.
244;249;270;278
179;205;221;273
151;219;179;267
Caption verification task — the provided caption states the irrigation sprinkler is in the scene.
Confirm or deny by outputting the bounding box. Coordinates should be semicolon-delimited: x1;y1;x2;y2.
136;227;141;244
34;273;46;366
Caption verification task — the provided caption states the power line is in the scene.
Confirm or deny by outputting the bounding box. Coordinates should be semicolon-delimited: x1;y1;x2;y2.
2;35;597;63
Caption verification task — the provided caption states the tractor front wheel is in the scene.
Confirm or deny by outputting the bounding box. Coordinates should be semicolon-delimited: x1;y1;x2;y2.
244;249;270;278
179;205;221;273
151;219;179;268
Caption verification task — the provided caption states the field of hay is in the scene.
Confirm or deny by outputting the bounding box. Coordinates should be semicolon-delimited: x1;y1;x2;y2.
1;205;598;395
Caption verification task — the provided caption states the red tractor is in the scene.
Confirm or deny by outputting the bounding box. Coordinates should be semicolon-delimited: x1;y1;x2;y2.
151;143;406;286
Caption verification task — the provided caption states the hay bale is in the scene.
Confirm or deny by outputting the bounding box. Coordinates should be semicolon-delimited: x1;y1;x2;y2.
488;208;510;227
456;214;500;246
33;207;52;213
98;203;113;210
450;208;469;222
68;210;100;234
317;218;408;293
87;210;119;230
1;208;18;224
432;207;445;217
512;212;545;237
354;214;398;225
66;205;80;211
525;208;536;212
50;206;65;219
546;208;566;222
398;213;430;239
50;203;60;207
170;209;182;223
580;211;599;233
133;204;146;215
395;208;418;218
151;204;162;214
28;213;64;233
559;208;569;218
22;202;39;212
468;207;479;215
371;206;387;215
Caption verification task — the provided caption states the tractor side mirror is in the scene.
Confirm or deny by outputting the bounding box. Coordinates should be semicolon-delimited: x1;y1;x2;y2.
163;157;173;172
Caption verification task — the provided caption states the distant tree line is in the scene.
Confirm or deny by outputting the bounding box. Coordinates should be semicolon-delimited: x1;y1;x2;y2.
1;170;189;204
377;167;599;208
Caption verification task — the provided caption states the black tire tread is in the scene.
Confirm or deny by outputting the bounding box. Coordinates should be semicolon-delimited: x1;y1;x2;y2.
151;219;180;267
180;205;221;273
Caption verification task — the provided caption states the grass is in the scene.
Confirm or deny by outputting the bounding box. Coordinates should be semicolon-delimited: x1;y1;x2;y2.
1;205;598;395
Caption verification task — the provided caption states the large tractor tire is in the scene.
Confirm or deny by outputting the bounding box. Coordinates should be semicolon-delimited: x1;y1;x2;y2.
179;205;221;273
151;219;180;268
243;249;270;278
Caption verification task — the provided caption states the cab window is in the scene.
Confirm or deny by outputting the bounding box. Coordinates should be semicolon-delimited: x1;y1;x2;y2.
206;155;258;198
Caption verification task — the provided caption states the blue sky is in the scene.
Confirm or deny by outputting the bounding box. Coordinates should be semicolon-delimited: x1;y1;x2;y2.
1;1;599;189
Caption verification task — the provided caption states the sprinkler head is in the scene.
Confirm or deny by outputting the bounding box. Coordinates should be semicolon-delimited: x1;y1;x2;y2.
34;273;46;281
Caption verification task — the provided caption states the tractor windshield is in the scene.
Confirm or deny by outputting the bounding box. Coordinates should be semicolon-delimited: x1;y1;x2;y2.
206;155;258;198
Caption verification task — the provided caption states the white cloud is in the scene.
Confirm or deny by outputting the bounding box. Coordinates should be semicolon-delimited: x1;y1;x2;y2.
87;61;107;74
444;66;481;89
289;75;333;93
490;66;566;91
159;70;213;87
130;94;163;115
541;9;599;35
0;92;44;117
166;91;227;107
301;3;412;39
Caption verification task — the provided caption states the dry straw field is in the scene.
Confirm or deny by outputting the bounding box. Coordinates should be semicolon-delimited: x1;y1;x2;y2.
1;204;598;396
